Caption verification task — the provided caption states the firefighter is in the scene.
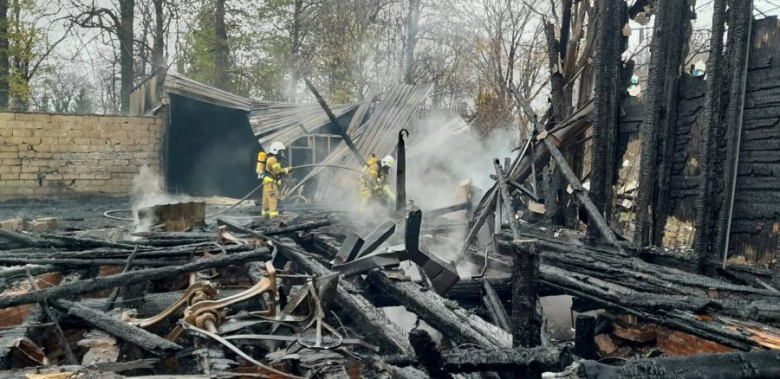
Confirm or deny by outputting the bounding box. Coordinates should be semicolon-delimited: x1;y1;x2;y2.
262;142;292;220
359;154;395;210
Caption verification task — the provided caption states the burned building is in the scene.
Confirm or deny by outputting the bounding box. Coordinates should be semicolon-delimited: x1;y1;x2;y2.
0;1;780;379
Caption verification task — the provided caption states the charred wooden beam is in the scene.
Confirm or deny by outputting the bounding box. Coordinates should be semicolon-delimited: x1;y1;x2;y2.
104;247;140;312
52;299;182;355
0;249;271;309
589;0;626;242
272;241;413;355
717;0;754;264
509;84;622;251
577;349;780;379
396;129;408;213
384;346;570;374
693;0;728;271
510;241;542;348
634;0;690;247
409;329;451;379
494;159;521;240
653;4;693;247
574;315;597;359
304;78;366;166
482;279;511;332
26;271;77;365
366;270;511;348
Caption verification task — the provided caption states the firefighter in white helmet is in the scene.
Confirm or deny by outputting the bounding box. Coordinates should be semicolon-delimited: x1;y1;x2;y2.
359;154;395;210
262;141;292;220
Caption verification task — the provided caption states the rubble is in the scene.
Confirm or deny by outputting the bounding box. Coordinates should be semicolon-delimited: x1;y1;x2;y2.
0;1;779;378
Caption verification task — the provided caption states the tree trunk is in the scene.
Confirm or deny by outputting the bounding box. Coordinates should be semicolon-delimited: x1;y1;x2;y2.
151;0;165;72
0;0;9;110
214;0;230;91
288;0;303;102
119;0;135;114
403;0;421;85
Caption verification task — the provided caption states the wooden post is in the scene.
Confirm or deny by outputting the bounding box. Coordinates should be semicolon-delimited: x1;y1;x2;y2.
574;315;598;359
510;240;541;348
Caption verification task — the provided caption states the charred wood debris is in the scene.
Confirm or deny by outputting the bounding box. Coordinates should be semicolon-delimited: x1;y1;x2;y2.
2;2;780;379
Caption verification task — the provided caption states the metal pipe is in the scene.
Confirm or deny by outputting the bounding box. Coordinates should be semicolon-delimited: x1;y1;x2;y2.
723;1;754;270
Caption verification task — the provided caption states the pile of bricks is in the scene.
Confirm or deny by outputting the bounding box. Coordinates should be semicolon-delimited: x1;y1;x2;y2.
0;112;162;200
594;312;733;357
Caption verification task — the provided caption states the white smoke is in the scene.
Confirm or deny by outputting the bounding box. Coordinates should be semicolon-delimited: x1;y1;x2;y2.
405;113;517;277
130;165;191;232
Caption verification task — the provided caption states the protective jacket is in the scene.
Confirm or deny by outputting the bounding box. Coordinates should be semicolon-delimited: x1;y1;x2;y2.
262;155;291;219
359;156;392;209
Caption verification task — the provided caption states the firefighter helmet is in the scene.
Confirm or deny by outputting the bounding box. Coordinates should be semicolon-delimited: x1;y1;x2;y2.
268;141;286;155
381;155;395;168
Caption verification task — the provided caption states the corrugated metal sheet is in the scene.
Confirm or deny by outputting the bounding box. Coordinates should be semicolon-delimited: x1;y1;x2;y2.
250;102;359;146
128;70;254;115
163;72;254;111
296;83;434;200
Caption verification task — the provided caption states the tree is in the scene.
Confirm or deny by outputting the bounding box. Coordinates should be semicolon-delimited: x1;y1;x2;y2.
68;0;135;114
0;0;9;109
3;0;73;110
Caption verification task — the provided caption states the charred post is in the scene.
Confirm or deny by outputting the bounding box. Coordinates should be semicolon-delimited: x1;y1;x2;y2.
573;315;598;359
694;0;728;271
409;329;451;379
716;0;754;262
396;129;408;213
510;240;541;348
633;0;689;247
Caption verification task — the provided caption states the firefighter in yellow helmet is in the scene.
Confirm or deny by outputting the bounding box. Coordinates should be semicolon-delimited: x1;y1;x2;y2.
262;142;292;220
359;154;395;210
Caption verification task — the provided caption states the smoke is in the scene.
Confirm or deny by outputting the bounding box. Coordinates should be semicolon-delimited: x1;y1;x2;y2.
130;165;190;233
405;113;517;276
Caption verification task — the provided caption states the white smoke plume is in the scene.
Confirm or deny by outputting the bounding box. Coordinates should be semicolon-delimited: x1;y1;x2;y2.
130;165;191;232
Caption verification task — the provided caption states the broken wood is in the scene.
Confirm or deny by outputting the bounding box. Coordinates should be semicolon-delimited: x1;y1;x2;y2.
0;249;270;309
366;270;511;348
52;299;182;355
482;280;511;332
26;270;77;365
509;240;542;348
385;346;570;374
272;241;413;355
509;83;623;252
578;349;780;379
494;159;521;241
408;329;451;379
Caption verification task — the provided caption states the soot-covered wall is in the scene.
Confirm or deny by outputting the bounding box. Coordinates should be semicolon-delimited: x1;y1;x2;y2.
166;94;259;198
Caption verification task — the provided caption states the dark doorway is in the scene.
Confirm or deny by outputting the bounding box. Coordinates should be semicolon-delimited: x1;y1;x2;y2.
165;94;259;198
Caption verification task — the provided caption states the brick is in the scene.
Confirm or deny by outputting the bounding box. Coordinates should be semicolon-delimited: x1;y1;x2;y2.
1;173;19;180
0;152;18;159
612;323;656;343
45;173;63;180
21;166;39;173
595;334;618;356
11;128;32;137
19;173;38;180
78;174;96;179
3;159;21;166
0;113;14;121
0;144;18;152
62;173;79;180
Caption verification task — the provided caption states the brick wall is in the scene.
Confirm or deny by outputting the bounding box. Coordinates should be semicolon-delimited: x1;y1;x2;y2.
0;112;162;200
655;325;733;356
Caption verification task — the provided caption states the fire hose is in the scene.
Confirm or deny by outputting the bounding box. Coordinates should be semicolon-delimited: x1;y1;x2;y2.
102;164;364;221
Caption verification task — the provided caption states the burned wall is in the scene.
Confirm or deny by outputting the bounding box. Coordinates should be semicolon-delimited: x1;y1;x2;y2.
730;17;780;264
0;112;161;200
